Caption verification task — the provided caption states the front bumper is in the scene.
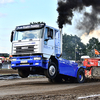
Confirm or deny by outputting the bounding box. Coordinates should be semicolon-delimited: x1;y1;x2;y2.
11;55;43;69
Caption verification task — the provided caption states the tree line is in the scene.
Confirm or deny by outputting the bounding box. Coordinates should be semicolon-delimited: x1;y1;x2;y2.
62;33;100;60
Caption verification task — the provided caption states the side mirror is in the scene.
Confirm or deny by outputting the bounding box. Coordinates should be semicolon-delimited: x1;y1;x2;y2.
10;31;14;42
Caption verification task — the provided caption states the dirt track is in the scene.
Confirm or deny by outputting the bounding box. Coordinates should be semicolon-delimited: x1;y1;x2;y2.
0;69;17;74
0;69;100;100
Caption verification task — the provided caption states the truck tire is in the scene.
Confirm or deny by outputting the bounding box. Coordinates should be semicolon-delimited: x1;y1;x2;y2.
18;68;29;78
76;69;85;83
47;62;58;79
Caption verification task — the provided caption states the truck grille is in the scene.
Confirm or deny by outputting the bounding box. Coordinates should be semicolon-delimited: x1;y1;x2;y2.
14;45;37;54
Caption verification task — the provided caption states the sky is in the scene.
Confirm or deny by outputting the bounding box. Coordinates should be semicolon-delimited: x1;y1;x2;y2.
0;0;59;53
0;0;100;53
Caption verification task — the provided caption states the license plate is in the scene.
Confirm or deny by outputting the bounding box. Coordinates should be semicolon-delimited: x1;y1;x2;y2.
20;64;29;65
21;61;27;63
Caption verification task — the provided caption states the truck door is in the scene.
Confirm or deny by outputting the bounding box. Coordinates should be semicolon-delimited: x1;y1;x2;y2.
43;27;54;58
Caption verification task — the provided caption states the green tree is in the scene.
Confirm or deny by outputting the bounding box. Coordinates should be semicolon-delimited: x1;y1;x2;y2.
62;34;86;60
86;37;100;57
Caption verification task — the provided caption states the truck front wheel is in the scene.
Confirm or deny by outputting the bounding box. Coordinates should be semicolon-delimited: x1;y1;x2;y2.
18;68;29;78
76;69;85;83
47;62;58;79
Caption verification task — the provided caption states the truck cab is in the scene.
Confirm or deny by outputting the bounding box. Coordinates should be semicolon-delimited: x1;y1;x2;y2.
11;23;62;58
10;22;86;83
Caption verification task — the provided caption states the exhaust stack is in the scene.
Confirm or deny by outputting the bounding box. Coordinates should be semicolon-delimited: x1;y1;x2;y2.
59;28;63;57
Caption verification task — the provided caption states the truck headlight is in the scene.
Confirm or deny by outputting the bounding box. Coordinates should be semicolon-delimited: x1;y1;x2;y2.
33;57;41;60
11;59;16;61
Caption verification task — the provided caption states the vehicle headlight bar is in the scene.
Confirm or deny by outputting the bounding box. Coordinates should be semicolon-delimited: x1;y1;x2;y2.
33;57;41;60
11;59;16;61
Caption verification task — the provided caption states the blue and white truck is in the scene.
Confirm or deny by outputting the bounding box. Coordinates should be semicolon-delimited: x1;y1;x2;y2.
10;22;86;83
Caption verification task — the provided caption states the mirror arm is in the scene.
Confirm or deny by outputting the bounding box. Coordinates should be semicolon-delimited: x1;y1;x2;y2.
44;39;49;41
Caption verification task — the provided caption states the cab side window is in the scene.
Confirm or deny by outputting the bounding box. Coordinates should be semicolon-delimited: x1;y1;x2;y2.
50;29;53;39
44;27;53;40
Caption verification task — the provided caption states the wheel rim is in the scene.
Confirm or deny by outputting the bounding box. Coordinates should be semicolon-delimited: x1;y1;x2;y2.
49;65;56;76
79;73;83;82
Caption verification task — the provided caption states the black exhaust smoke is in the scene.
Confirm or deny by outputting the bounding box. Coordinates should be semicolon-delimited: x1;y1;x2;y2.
57;0;100;34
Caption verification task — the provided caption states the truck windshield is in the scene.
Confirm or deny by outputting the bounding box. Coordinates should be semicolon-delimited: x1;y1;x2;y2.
13;28;43;41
